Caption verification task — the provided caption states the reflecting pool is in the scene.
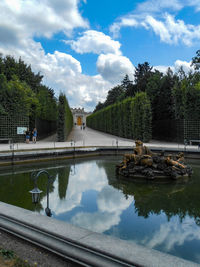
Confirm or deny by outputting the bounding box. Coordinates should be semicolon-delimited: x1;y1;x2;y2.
0;156;200;264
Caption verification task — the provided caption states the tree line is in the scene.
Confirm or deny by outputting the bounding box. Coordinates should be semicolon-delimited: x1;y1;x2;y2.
87;92;152;142
89;50;200;141
0;55;72;141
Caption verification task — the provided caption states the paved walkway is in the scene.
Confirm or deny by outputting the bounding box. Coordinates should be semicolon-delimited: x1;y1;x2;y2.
0;126;199;152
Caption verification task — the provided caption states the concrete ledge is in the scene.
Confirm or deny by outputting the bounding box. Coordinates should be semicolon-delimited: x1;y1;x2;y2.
0;202;199;267
0;146;200;167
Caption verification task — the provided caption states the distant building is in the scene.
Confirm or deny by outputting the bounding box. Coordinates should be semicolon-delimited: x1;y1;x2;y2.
71;108;92;126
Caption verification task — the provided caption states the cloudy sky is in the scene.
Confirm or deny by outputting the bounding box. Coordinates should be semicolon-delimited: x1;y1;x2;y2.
0;0;199;111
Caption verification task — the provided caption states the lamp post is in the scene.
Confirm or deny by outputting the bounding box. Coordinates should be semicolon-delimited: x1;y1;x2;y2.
116;139;119;155
29;170;53;217
116;139;119;150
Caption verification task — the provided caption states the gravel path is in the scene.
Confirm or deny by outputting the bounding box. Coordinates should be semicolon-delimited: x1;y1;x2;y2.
0;230;80;267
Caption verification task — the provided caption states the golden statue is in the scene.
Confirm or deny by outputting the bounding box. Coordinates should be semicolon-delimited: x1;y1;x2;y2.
121;140;153;169
165;154;186;173
117;141;193;180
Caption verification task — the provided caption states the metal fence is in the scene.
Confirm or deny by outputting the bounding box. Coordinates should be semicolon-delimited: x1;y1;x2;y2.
183;120;200;142
0;115;29;142
153;119;200;143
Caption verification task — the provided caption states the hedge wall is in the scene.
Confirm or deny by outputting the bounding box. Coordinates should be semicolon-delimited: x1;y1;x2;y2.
87;92;152;142
57;94;73;142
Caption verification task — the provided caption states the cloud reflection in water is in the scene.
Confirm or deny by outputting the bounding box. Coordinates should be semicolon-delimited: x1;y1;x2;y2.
40;160;133;233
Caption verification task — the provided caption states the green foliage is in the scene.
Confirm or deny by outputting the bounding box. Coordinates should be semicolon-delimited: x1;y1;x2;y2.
0;54;57;125
0;55;43;91
134;62;153;92
173;72;200;120
0;247;31;266
146;68;175;122
131;92;152;142
93;101;104;113
87;93;152;142
104;85;124;107
57;93;73;141
0;74;39;117
91;51;200;142
0;248;15;259
37;85;57;121
191;49;200;70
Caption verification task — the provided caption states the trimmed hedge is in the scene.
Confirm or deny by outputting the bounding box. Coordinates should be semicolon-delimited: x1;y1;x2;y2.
57;94;73;142
87;92;152;142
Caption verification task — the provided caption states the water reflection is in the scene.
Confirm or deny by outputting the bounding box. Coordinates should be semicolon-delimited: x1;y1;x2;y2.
0;157;200;263
40;159;132;235
71;185;132;233
111;169;200;225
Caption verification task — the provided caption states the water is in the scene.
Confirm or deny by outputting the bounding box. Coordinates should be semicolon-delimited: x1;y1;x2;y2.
0;156;200;264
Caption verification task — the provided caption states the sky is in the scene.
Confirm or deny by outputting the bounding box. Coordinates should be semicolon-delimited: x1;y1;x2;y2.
0;0;200;111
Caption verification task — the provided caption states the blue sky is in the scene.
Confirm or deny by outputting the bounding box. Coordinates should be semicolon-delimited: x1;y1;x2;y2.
0;0;200;111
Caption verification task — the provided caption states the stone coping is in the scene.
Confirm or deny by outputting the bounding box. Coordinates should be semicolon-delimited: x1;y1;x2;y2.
0;202;199;267
0;146;200;168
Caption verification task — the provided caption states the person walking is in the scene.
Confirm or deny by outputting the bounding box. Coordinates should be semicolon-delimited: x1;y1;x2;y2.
32;127;37;143
25;128;30;144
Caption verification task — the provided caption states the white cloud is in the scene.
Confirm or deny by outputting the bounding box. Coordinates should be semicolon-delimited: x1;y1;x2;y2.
187;0;200;12
2;0;197;112
97;186;132;213
109;0;184;38
41;162;108;215
110;0;200;46
0;0;89;39
0;34;113;111
137;0;183;13
0;0;133;111
60;74;112;110
142;216;200;258
110;18;139;38
111;13;200;46
65;30;122;55
154;59;195;74
174;59;195;73
71;211;119;233
71;185;132;233
40;162;133;234
145;15;172;43
153;65;174;73
97;53;135;83
136;0;200;14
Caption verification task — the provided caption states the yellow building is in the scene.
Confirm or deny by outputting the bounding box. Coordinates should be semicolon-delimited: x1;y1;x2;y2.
71;108;91;127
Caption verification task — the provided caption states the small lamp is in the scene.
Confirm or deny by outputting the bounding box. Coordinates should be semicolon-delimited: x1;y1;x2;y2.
29;187;43;204
29;170;53;216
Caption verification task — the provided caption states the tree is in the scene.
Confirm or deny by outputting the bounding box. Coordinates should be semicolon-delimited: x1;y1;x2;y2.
134;62;153;92
37;85;57;121
146;68;176;122
173;72;200;120
104;85;124;107
93;101;104;113
131;92;152;142
17;57;43;93
57;93;73;141
7;77;39;117
0;74;8;115
191;50;200;70
0;74;38;117
121;74;137;97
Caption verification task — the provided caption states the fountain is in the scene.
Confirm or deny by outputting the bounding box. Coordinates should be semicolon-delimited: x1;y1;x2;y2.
116;140;193;180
